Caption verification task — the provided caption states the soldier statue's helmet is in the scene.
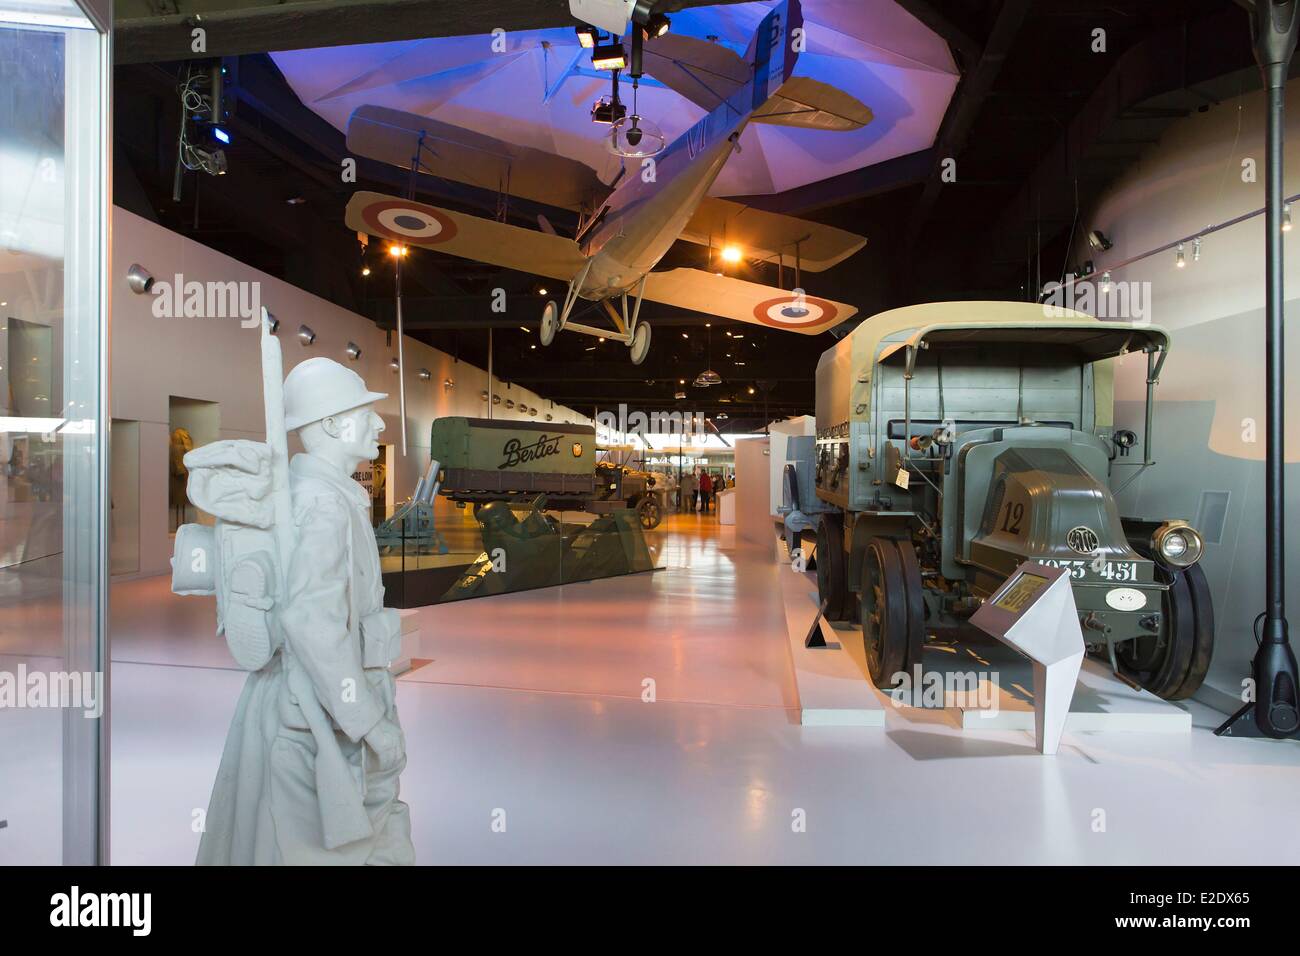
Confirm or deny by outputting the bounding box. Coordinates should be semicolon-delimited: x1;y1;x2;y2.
283;357;388;431
475;501;519;530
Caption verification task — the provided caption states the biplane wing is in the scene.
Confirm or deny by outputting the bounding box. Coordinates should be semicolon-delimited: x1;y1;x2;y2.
346;105;612;212
345;191;588;280
641;268;855;335
680;197;868;273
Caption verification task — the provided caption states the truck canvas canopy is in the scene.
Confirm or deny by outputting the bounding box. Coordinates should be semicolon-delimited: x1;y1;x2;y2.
877;322;1170;368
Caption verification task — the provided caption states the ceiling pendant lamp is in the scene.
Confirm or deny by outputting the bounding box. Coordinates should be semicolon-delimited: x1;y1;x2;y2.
693;326;722;387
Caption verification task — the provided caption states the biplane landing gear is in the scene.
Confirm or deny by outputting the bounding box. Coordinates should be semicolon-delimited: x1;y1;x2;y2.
539;301;559;346
537;266;652;365
629;321;651;366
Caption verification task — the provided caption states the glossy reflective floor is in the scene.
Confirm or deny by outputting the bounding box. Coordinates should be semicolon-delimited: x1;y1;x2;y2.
20;511;1300;864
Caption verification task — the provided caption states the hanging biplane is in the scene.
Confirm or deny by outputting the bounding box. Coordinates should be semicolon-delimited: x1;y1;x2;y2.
344;0;871;364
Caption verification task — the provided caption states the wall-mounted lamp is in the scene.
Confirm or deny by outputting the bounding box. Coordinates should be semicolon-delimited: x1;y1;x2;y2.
390;357;400;371
417;368;431;381
126;264;155;295
297;324;316;346
345;342;361;361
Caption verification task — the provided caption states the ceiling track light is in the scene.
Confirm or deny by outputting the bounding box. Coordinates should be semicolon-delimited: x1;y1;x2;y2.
1285;203;1293;232
591;40;626;71
1193;236;1202;262
1176;243;1186;269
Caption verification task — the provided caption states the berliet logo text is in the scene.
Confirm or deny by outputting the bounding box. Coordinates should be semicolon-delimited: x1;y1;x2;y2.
499;434;562;469
50;886;151;936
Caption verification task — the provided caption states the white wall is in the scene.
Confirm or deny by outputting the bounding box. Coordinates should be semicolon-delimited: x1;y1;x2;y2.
767;415;816;517
1074;79;1300;709
734;436;772;547
111;208;588;576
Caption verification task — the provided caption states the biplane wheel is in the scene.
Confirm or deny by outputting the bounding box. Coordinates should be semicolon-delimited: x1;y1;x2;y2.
861;537;910;690
629;322;651;365
1117;547;1215;701
539;301;559;346
815;514;847;621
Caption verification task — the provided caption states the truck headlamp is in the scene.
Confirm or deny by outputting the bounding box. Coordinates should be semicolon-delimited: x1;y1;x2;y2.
1153;522;1204;568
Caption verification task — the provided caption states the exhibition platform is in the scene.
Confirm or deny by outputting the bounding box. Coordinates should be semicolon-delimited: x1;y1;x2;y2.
85;515;1300;865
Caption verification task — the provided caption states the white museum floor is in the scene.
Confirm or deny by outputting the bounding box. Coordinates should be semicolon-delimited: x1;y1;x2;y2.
6;511;1300;865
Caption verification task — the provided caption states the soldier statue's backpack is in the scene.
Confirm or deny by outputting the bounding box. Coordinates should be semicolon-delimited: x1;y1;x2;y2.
170;440;284;671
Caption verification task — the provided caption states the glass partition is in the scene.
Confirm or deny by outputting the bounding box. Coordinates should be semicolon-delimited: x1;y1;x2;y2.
0;0;108;864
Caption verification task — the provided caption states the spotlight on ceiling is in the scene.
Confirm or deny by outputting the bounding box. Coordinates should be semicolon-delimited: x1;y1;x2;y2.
390;357;400;371
591;94;628;125
345;341;361;360
388;244;408;258
720;245;743;264
591;40;627;71
444;378;455;390
575;25;598;48
297;324;316;346
1087;229;1113;252
265;312;280;334
126;263;155;295
674;391;687;401
642;11;671;38
418;368;432;381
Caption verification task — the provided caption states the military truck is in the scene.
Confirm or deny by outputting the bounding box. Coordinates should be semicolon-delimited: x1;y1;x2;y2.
428;417;664;527
809;301;1213;701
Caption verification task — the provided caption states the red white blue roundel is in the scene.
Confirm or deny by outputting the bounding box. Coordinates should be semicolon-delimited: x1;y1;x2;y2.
752;294;839;330
358;198;458;244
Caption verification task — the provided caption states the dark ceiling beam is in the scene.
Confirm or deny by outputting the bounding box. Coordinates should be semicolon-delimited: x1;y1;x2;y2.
115;0;750;65
728;148;935;217
902;0;1031;254
979;3;1258;276
892;0;983;67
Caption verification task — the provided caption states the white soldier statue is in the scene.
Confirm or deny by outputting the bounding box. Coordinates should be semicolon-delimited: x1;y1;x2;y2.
173;315;414;865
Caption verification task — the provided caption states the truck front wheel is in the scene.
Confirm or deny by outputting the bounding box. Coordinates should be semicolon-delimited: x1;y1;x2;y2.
861;537;914;689
1118;547;1215;701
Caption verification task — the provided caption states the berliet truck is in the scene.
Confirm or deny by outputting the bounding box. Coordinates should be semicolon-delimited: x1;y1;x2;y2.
806;301;1213;701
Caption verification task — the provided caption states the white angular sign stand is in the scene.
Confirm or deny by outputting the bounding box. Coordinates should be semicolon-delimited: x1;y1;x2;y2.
970;562;1085;755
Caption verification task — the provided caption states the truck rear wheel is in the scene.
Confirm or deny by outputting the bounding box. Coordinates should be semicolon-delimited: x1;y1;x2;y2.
1119;548;1214;701
815;514;847;621
861;537;913;689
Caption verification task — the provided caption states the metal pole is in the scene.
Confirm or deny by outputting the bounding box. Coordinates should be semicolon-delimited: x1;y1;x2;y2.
487;326;494;420
396;256;407;456
1218;0;1299;739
